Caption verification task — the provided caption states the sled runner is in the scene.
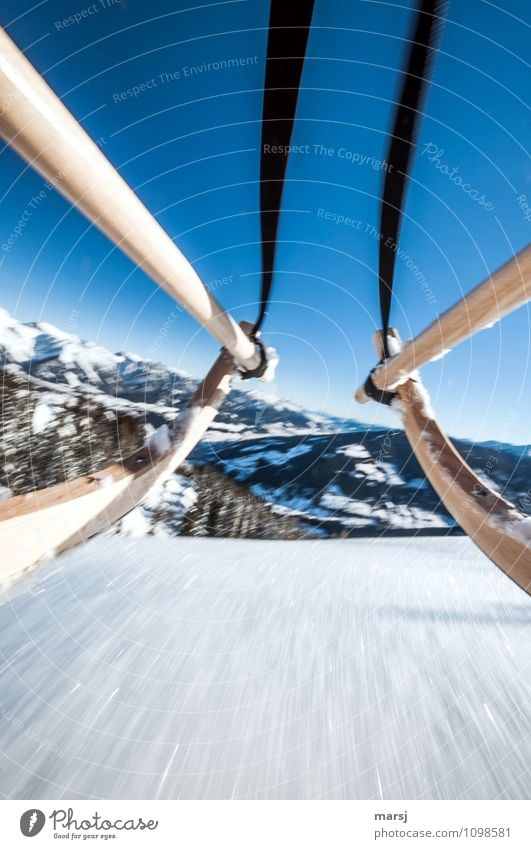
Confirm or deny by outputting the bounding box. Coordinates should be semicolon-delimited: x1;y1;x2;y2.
0;25;274;577
0;343;237;585
358;329;531;594
0;2;313;578
354;0;531;593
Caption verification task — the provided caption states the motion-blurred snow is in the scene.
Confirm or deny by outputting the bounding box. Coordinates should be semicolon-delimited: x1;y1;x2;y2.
0;535;529;799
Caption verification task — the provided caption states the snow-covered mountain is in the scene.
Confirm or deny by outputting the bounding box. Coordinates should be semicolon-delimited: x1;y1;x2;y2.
193;430;531;536
0;307;352;438
0;306;196;408
1;307;529;536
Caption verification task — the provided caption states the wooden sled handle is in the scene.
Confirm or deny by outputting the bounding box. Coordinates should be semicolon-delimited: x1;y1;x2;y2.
356;244;531;402
0;324;249;586
0;27;260;371
371;330;531;594
398;377;531;594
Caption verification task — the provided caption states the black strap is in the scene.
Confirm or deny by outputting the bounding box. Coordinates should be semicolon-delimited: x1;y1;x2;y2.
379;0;446;357
238;336;269;380
363;368;397;407
254;0;315;334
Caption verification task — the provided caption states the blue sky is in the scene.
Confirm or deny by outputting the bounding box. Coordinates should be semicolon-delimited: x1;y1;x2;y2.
0;0;529;443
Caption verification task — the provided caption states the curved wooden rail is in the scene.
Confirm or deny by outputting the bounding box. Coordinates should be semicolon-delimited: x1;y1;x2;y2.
356;244;531;402
0;27;260;371
398;378;530;594
0;344;236;586
365;330;531;594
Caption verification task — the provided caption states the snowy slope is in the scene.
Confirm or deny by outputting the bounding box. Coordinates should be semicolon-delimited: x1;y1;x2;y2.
0;535;529;800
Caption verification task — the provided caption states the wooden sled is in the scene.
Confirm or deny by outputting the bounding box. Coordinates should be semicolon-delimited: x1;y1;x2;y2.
358;326;531;595
397;376;530;594
355;247;531;593
0;344;237;586
0;30;273;585
359;245;531;395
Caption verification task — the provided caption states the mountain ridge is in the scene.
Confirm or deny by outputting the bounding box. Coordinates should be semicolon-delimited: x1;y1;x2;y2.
1;307;529;536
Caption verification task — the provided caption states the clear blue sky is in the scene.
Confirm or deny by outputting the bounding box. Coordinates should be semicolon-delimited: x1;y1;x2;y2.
0;0;529;443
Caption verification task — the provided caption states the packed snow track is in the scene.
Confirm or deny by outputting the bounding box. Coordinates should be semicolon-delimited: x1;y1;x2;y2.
0;536;529;799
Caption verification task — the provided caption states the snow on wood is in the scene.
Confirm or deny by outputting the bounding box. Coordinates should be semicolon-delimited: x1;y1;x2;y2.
260;345;280;383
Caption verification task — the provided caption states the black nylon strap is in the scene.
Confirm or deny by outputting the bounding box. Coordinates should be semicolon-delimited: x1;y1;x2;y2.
254;0;315;334
379;0;446;357
363;369;397;407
